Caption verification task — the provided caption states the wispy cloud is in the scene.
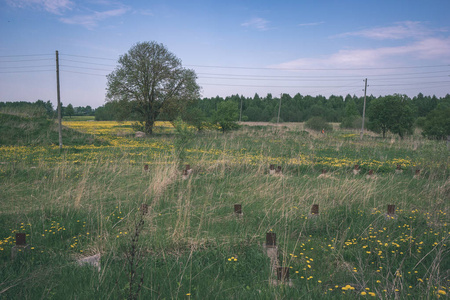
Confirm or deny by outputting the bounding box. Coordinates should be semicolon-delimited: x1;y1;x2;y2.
271;37;450;70
336;21;441;40
133;9;153;16
298;21;324;27
6;0;73;15
241;17;270;31
59;7;129;29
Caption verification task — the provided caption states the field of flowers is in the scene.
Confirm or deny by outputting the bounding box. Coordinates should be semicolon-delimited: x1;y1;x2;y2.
0;120;448;299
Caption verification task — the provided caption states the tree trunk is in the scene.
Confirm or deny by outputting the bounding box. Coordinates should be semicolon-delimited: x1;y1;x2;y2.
144;120;153;134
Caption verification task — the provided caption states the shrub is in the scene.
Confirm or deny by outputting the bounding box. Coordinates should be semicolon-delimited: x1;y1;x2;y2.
340;116;367;129
421;108;450;139
305;116;333;132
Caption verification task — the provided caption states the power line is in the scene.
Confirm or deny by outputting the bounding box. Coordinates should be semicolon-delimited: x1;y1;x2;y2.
198;75;449;82
0;70;54;73
0;58;54;63
199;83;362;88
61;70;108;77
61;58;117;67
60;64;114;72
197;69;450;79
0;54;52;58
0;65;54;69
372;80;450;87
63;54;117;61
187;64;450;71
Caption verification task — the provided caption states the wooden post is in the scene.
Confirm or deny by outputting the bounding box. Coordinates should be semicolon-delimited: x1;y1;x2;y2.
140;204;148;215
311;204;319;215
234;204;242;215
269;164;275;175
277;267;289;281
387;205;395;215
15;233;26;246
11;233;30;259
275;166;282;175
144;164;149;171
266;232;276;247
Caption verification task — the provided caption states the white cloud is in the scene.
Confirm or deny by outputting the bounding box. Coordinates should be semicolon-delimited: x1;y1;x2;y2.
134;9;153;16
241;17;270;31
271;37;450;70
6;0;73;14
59;7;129;29
336;21;440;40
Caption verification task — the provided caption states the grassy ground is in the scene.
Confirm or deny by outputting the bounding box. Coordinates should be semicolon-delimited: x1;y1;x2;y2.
0;119;449;299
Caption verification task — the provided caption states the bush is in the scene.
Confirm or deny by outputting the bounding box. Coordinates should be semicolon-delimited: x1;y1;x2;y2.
305;117;333;132
421;108;450;139
340;116;367;129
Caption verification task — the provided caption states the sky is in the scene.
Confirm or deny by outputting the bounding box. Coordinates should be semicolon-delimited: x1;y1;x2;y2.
1;0;450;109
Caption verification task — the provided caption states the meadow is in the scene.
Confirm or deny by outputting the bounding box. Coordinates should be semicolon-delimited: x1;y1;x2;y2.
0;119;449;299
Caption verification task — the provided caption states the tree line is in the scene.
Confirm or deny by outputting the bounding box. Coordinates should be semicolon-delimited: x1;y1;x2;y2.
0;100;95;118
94;92;450;139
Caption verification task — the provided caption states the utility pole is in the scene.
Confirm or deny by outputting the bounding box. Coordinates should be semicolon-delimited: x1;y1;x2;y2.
277;93;282;124
360;78;368;140
56;50;62;150
239;96;243;122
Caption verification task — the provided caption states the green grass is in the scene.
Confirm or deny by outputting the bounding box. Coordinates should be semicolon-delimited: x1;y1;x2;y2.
62;116;95;121
0;113;106;146
0;120;449;299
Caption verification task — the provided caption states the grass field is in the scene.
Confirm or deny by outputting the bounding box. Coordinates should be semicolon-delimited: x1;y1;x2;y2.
0;119;449;299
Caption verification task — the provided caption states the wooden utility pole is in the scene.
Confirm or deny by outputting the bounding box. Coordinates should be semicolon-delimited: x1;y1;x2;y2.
239;96;243;122
360;78;367;140
277;93;282;124
56;50;62;149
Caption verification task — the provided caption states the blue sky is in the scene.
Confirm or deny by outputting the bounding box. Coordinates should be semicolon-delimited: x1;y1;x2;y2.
1;0;449;108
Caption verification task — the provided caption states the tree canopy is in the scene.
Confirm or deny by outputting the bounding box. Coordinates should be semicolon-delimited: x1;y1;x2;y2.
106;41;200;134
367;94;415;138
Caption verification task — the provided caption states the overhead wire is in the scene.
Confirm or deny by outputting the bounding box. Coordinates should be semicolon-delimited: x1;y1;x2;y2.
0;52;448;97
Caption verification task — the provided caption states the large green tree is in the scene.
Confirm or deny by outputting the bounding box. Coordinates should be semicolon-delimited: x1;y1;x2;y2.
106;41;200;134
367;94;415;138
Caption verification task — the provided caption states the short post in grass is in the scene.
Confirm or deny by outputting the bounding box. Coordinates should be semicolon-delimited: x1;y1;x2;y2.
414;169;421;179
269;164;275;175
182;169;189;180
11;233;30;260
353;165;360;175
366;169;375;179
310;204;319;217
16;233;26;246
144;164;149;171
395;164;403;174
277;267;290;282
387;205;395;215
386;204;397;220
234;204;242;217
185;164;192;175
266;232;276;247
140;204;148;215
275;166;282;176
